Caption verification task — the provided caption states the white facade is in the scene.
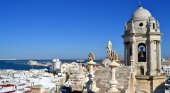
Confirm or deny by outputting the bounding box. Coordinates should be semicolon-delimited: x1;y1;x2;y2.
61;62;79;73
51;59;61;71
0;69;59;93
122;6;162;76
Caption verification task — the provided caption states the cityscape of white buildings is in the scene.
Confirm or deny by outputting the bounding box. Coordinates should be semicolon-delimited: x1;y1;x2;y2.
0;68;63;93
0;58;91;93
1;5;170;93
1;57;170;93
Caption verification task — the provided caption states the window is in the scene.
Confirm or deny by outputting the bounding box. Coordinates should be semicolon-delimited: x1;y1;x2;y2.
138;43;146;62
139;23;143;27
140;66;144;75
153;23;155;29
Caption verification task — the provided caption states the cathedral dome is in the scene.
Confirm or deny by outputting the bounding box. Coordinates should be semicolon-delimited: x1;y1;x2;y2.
132;7;152;20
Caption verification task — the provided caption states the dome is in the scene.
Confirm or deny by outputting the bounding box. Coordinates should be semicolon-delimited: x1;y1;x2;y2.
132;7;152;20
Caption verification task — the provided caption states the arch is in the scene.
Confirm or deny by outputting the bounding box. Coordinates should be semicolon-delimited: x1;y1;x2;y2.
130;46;132;56
138;43;146;62
153;23;155;29
140;66;144;75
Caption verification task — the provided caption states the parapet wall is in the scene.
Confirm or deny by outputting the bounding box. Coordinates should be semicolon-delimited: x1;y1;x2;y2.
95;66;131;93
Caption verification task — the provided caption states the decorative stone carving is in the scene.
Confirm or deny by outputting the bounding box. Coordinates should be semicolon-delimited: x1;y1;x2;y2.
109;50;119;62
106;40;113;58
88;52;95;61
107;51;120;93
86;52;99;92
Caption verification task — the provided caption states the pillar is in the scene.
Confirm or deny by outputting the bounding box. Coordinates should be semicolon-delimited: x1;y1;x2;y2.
87;60;99;92
107;60;119;93
124;42;127;65
157;41;161;74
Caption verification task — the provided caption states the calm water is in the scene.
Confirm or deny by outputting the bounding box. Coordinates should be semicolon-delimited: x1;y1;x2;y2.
0;60;51;70
0;59;101;70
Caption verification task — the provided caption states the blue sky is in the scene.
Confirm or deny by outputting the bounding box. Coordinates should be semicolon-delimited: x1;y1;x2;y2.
0;0;170;59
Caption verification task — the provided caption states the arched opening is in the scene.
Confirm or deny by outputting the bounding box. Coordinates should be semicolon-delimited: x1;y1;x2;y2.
153;23;155;29
138;43;146;62
130;46;132;56
139;23;143;27
140;66;144;75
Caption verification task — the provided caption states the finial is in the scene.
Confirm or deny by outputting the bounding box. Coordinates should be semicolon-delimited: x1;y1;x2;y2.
88;52;95;61
109;51;115;61
138;0;142;7
139;0;142;7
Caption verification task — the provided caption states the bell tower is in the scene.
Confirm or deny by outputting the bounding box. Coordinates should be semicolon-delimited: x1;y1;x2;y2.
122;6;165;93
122;6;162;76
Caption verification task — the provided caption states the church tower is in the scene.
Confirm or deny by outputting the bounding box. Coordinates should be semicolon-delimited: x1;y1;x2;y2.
122;6;162;76
122;6;165;93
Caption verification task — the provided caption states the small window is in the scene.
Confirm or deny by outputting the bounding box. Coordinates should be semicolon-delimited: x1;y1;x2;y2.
130;47;132;56
139;23;143;27
153;23;155;29
138;43;146;62
140;66;144;75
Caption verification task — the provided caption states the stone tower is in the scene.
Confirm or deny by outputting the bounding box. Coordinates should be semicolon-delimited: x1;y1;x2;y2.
122;6;162;76
122;6;165;93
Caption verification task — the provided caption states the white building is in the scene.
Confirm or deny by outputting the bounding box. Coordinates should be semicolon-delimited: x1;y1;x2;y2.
51;59;61;71
61;62;79;73
0;69;59;93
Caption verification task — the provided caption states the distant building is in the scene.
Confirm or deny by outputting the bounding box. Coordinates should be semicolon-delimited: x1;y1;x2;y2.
51;59;61;72
61;62;79;73
28;60;38;65
0;69;56;93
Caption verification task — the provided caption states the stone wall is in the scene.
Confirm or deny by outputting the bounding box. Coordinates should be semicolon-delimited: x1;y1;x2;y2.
95;66;131;93
136;76;165;93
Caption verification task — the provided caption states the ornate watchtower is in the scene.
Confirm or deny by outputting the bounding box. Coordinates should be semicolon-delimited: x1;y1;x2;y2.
122;6;165;93
122;6;162;76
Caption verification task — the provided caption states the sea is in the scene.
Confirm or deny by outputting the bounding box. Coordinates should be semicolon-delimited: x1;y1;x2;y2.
0;59;102;70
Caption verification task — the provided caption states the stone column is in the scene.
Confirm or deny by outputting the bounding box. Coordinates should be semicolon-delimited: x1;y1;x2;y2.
149;40;152;75
157;41;161;75
124;42;127;65
87;60;99;92
149;40;155;76
131;37;136;68
131;26;136;66
159;41;161;70
127;59;138;93
107;60;120;93
89;61;94;75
